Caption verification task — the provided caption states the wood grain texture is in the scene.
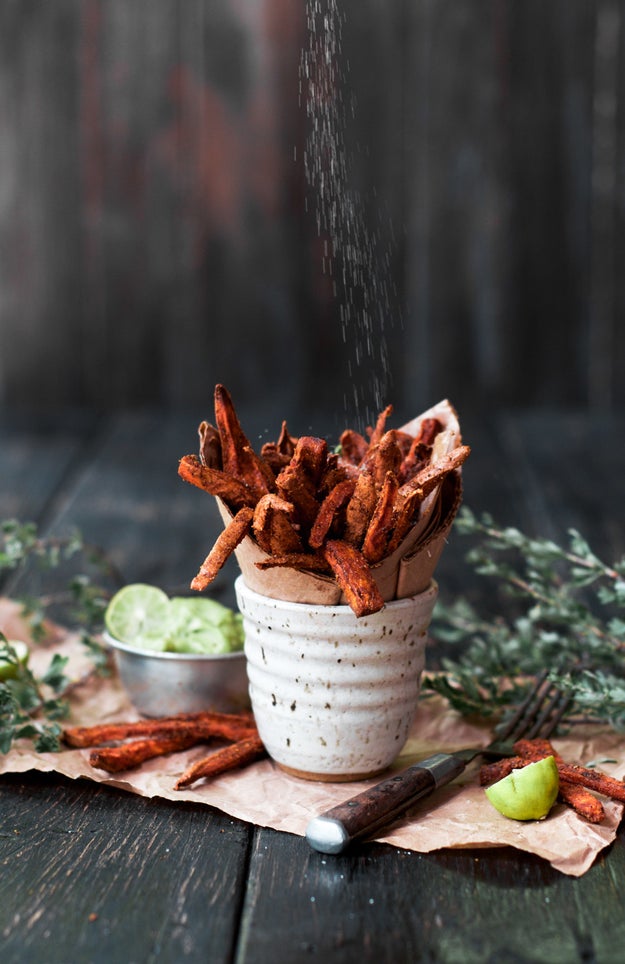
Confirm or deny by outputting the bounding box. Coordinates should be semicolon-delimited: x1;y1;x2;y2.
237;828;625;964
0;773;250;964
1;2;624;416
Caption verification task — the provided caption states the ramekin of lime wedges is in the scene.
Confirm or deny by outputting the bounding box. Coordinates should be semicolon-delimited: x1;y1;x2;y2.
103;584;249;717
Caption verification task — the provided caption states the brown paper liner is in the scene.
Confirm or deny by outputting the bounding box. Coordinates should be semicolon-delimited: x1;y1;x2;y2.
215;399;464;607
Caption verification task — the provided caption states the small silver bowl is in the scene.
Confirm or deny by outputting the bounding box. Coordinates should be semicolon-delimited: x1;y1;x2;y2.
103;632;250;717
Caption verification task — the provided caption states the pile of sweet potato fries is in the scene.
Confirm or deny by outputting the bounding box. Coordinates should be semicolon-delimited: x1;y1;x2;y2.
63;711;266;790
178;384;470;616
480;738;625;824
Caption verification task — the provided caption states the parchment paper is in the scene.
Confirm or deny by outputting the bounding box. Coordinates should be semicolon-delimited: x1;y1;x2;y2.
1;599;623;877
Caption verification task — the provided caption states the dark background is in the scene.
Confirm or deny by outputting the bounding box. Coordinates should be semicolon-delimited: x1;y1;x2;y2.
1;0;624;433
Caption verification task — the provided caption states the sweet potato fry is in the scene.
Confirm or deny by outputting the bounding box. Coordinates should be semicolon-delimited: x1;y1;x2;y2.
370;431;404;489
174;735;267;789
254;552;331;573
558;781;605;823
398;445;471;500
253;494;303;555
513;738;559;761
275;437;327;529
198;421;222;468
385;486;424;554
362;472;400;564
554;763;625;803
259;443;291;475
398;420;442;482
339;428;369;465
479;757;524;785
90;733;203;773
214;384;275;499
63;712;257;748
309;479;357;549
178;455;255;509
343;471;378;547
259;422;299;473
319;458;358;496
190;506;254;590
367;404;393;446
289;436;328;487
276;420;298;457
322;539;385;617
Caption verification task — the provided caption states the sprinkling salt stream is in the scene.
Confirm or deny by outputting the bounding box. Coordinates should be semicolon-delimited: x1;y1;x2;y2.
299;0;401;431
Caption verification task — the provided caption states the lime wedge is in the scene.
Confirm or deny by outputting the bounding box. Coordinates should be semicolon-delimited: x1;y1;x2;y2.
105;584;172;643
165;624;233;655
485;755;560;821
0;639;30;681
170;596;233;627
167;596;244;654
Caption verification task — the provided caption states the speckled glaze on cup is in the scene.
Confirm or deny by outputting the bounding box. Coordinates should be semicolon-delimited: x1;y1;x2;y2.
234;575;438;782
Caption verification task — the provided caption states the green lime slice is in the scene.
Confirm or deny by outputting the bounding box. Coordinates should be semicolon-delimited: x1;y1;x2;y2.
485;755;560;821
105;584;172;644
165;624;232;655
167;597;244;654
170;596;233;627
0;639;30;681
129;634;171;653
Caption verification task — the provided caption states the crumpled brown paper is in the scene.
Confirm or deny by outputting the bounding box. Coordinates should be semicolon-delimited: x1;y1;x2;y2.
1;599;622;877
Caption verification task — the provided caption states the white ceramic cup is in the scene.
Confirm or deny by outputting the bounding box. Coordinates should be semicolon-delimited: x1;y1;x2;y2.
234;575;439;781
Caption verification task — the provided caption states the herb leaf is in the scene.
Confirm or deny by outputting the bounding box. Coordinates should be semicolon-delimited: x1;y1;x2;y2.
425;508;625;731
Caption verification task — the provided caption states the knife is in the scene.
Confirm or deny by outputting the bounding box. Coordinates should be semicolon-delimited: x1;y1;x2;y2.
305;752;472;854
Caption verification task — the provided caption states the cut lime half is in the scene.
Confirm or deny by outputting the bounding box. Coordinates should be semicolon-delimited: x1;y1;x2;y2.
0;639;30;681
104;584;172;644
485;755;560;821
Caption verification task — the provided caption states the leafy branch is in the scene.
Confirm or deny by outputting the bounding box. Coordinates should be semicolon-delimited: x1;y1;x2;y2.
424;508;625;731
0;520;118;752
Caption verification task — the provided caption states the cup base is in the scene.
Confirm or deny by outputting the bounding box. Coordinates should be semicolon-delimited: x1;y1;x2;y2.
276;762;389;783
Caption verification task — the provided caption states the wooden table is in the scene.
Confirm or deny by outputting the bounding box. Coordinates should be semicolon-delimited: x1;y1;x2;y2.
1;406;624;963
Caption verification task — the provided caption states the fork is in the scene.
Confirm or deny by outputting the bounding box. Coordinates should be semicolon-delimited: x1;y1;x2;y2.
305;670;571;854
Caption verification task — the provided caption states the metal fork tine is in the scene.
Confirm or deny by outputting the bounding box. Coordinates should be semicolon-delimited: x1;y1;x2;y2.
496;669;573;746
525;687;572;740
496;668;549;743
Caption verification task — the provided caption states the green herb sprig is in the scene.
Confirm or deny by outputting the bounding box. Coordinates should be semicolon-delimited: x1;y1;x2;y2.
0;520;117;752
424;508;625;731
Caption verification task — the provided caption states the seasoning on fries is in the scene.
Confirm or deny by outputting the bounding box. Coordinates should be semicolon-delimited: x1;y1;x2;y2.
178;384;470;617
174;735;267;790
65;711;265;786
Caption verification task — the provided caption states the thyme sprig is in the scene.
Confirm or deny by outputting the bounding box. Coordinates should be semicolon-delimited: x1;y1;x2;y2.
424;508;625;731
0;520;117;753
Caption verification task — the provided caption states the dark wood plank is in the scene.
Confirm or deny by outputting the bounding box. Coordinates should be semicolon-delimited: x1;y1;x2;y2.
235;826;625;964
0;772;250;964
0;411;99;523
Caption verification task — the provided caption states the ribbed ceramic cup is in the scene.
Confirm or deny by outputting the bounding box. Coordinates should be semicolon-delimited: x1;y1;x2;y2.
234;575;439;781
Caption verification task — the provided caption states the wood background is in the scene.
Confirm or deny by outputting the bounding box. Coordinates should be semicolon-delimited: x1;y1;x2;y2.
1;0;624;426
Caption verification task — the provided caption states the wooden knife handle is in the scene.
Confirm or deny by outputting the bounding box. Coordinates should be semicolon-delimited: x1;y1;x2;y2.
305;753;466;854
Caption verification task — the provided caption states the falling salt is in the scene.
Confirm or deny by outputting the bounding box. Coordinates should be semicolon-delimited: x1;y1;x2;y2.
299;0;398;428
